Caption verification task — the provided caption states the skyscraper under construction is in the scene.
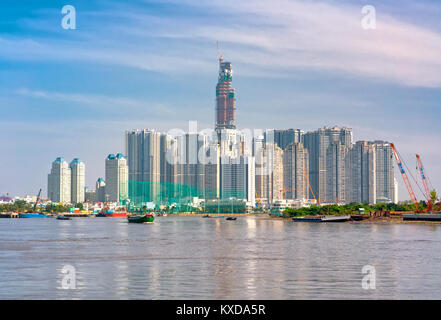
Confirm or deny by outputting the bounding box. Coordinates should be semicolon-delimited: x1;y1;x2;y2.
215;48;236;130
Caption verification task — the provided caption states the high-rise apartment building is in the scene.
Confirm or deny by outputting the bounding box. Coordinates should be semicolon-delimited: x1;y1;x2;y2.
220;155;255;203
345;141;396;205
269;129;304;150
176;132;207;192
105;153;128;203
263;142;284;204
96;178;106;202
85;188;96;203
326;143;349;203
283;143;309;200
253;136;285;205
254;135;268;204
48;157;71;203
203;142;221;200
347;141;376;204
160;133;177;185
126;129;161;202
70;158;85;204
373;141;395;203
303;126;353;203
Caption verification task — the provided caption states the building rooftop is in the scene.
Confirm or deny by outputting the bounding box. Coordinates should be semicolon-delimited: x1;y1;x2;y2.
70;158;83;164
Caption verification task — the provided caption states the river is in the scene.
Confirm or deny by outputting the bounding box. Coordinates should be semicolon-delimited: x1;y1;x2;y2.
0;216;440;299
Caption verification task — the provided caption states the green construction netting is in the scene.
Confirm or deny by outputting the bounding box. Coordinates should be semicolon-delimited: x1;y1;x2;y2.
122;181;246;213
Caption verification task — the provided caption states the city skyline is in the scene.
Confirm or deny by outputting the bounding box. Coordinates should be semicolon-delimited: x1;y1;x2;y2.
1;0;441;201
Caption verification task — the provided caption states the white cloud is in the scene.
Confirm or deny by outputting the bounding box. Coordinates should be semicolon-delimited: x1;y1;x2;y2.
2;0;441;87
15;87;175;116
168;0;441;87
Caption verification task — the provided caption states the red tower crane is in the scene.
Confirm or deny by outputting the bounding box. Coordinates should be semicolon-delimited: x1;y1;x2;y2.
416;154;432;211
416;154;441;213
391;144;420;212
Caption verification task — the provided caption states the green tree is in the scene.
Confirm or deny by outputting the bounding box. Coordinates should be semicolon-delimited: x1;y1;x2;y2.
430;189;439;204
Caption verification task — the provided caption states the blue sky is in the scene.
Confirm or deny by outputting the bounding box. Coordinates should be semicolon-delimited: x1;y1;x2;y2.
1;0;441;200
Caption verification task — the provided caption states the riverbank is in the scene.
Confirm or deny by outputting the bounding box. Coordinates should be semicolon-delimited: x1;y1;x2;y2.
5;211;441;225
279;213;441;225
166;213;252;217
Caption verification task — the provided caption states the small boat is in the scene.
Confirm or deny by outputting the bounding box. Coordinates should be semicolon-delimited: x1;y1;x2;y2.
57;215;72;220
226;217;237;221
202;215;211;218
128;214;154;224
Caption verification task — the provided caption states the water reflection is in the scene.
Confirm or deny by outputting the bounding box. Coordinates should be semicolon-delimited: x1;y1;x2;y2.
1;217;441;299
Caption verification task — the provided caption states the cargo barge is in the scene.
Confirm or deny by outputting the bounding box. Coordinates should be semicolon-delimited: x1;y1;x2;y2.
293;215;351;223
402;213;441;222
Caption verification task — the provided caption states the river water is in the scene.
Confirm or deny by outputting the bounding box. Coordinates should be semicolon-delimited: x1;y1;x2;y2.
0;216;440;299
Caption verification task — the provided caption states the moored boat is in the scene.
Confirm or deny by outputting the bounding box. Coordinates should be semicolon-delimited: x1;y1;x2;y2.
127;214;154;223
226;217;237;221
103;210;127;217
321;215;351;222
105;212;127;217
403;213;441;221
292;215;350;223
292;216;322;222
57;215;72;220
19;213;48;218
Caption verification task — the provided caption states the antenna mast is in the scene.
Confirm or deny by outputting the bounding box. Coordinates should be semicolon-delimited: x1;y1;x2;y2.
217;40;223;63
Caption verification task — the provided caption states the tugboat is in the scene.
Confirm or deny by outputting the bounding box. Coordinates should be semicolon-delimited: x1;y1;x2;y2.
127;214;154;224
